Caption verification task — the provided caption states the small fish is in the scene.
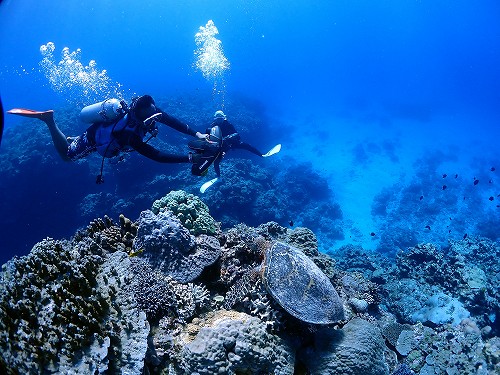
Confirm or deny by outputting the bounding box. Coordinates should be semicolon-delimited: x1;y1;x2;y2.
498;194;500;197
442;174;447;178
449;217;452;220
442;185;447;190
448;230;451;233
489;196;494;201
419;195;424;200
489;179;493;183
455;174;458;178
463;233;468;239
289;220;294;227
128;248;144;257
370;232;376;236
491;167;496;171
425;225;431;230
474;179;479;186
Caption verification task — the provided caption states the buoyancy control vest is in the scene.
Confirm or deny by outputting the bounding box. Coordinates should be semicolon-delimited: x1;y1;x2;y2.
94;114;152;158
94;114;129;158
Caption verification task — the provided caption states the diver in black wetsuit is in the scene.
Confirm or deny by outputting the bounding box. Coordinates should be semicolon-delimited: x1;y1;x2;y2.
193;110;281;192
8;95;210;183
209;110;264;178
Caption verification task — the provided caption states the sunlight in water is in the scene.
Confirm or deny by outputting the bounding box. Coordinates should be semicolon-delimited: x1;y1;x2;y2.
39;42;125;106
194;20;230;107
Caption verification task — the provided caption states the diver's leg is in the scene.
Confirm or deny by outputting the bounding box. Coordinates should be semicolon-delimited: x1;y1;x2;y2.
214;156;222;178
38;111;71;161
8;109;70;161
235;141;263;157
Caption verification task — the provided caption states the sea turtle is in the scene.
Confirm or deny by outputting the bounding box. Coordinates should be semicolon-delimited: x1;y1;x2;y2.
225;241;344;325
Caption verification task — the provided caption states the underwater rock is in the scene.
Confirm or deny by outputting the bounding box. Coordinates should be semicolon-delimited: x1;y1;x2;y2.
391;364;417;375
133;209;221;283
392;238;500;333
300;318;389;375
400;320;492;374
285;226;319;257
384;278;471;326
411;291;470;326
380;321;414;354
175;311;296;375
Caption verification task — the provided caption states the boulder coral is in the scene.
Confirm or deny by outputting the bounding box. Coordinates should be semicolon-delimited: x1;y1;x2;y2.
300;318;389;375
151;190;218;235
133;209;221;283
177;311;296;375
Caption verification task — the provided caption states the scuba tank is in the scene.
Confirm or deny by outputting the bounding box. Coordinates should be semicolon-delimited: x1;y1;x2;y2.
189;125;223;177
208;125;222;144
80;98;127;123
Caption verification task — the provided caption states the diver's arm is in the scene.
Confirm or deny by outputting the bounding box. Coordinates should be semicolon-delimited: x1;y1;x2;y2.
128;134;189;163
157;111;206;139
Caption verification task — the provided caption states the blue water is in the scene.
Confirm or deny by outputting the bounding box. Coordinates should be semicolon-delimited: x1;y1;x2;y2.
1;0;499;264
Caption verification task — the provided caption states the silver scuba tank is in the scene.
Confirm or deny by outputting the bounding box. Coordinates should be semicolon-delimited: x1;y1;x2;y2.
209;125;222;145
80;98;125;123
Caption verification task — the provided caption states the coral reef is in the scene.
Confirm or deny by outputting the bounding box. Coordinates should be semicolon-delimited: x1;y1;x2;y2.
372;152;500;256
397;319;492;374
300;318;390;375
133;209;221;283
170;311;296;375
0;189;499;374
151;190;218;236
0;239;149;374
393;238;500;332
129;258;210;322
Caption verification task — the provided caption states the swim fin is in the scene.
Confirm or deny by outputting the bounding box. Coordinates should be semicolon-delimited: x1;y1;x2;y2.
262;144;281;157
7;108;54;119
188;138;222;176
200;177;219;193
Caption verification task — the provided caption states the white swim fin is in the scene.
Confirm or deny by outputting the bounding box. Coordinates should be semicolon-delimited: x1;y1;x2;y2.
200;177;219;193
262;144;281;157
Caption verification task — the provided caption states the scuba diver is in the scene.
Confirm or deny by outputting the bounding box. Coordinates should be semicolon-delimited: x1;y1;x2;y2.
192;110;281;193
8;95;214;183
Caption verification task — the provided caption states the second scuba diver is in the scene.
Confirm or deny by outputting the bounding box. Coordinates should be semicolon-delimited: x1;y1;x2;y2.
190;110;281;193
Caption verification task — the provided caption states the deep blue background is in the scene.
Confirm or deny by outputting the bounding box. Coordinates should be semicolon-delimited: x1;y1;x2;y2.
1;0;499;264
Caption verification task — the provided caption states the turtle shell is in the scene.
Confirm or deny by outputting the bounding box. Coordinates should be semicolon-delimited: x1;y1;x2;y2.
263;242;344;324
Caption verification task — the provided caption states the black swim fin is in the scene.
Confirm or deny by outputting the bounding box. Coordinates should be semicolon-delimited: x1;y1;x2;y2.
190;152;219;176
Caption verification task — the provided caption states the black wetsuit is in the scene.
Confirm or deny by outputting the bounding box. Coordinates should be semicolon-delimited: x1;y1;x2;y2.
86;109;197;163
209;118;263;177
